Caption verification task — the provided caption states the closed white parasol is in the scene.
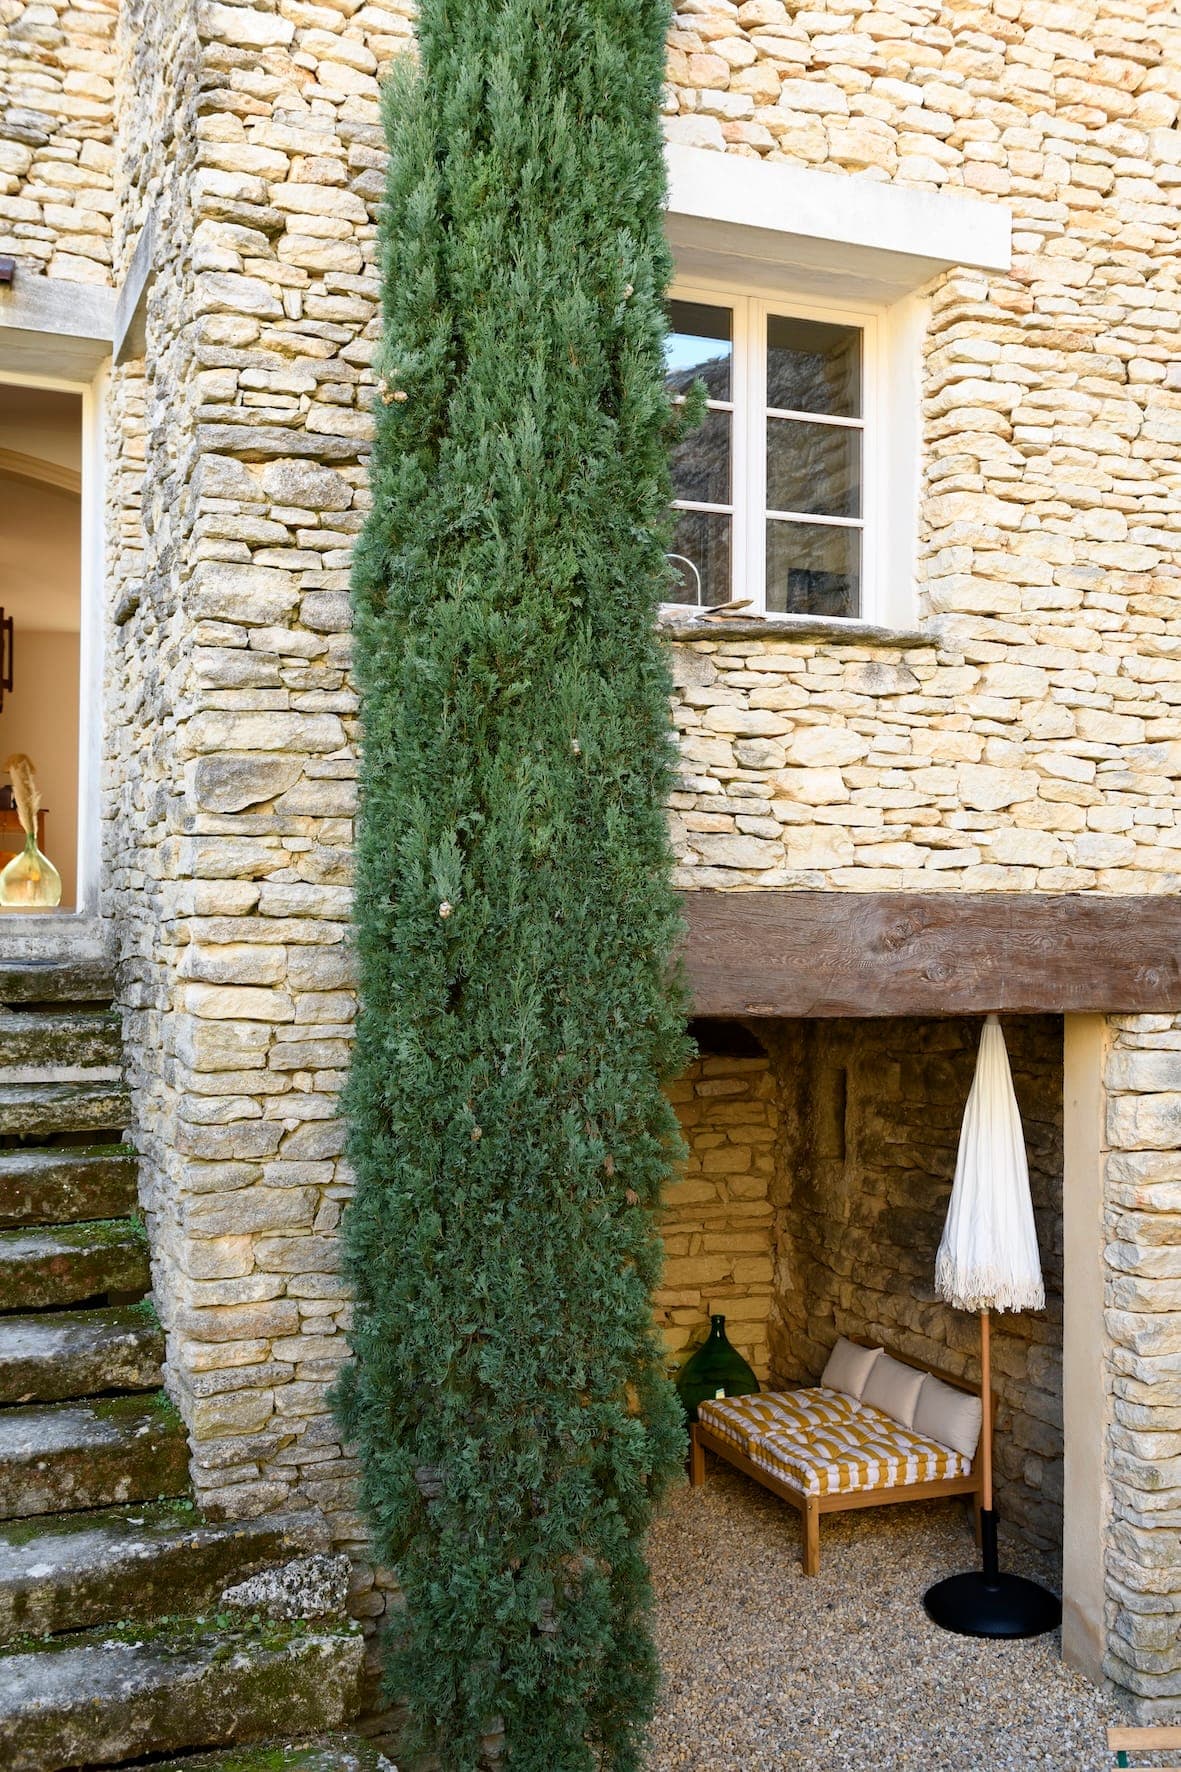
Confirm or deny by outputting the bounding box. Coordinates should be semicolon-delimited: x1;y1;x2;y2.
923;1014;1060;1639
935;1014;1045;1318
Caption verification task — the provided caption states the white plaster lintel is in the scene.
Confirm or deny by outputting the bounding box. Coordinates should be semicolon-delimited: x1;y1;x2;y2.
113;213;156;366
665;143;1012;303
0;276;116;379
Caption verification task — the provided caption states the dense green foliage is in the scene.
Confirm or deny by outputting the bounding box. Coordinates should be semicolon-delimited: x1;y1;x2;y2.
335;3;690;1766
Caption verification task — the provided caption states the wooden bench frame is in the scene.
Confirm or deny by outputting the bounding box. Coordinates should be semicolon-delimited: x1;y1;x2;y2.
689;1342;986;1577
1109;1724;1181;1770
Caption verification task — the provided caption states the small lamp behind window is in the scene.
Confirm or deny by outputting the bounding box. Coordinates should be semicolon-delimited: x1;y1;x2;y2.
0;609;12;713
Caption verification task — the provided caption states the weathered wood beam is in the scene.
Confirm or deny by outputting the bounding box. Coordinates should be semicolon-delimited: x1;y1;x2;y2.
679;891;1181;1018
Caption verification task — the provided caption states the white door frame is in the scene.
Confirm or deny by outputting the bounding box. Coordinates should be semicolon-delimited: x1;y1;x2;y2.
0;361;108;932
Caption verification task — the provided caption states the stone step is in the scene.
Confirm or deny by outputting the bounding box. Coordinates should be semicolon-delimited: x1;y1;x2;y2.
0;1620;365;1772
0;1221;149;1310
0;1008;123;1071
0;1503;330;1640
0;1144;138;1230
150;1736;394;1772
0;1395;189;1520
0;1305;163;1405
0;957;115;1005
0;1080;130;1139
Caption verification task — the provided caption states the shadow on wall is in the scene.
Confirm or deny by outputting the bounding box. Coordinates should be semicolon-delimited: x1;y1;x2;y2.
661;1020;780;1382
768;1015;1064;1559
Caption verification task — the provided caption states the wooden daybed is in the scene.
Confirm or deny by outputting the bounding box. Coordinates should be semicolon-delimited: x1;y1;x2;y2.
690;1342;985;1577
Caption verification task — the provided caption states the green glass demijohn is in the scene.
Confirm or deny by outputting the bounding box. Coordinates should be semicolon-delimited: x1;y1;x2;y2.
676;1313;759;1422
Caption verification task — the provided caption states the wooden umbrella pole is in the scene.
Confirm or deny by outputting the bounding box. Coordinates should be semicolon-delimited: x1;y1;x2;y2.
980;1308;993;1511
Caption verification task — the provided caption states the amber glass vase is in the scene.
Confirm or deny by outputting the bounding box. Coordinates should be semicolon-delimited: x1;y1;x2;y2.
676;1314;759;1422
0;832;62;908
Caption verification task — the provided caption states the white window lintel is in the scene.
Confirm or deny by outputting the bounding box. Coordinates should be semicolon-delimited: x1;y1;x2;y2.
665;143;1012;305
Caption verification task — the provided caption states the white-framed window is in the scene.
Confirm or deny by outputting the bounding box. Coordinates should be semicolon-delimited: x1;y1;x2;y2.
664;284;882;623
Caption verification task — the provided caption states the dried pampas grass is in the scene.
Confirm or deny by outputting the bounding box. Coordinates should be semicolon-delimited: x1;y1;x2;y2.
3;754;41;836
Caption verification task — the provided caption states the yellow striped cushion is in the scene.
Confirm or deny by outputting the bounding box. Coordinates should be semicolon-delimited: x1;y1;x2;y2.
699;1387;973;1499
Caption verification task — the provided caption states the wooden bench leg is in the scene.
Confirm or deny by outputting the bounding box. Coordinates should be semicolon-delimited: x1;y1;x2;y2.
689;1425;705;1488
803;1498;820;1577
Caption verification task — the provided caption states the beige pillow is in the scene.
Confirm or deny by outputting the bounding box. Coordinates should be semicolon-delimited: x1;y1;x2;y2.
820;1336;882;1401
914;1374;983;1461
861;1352;926;1428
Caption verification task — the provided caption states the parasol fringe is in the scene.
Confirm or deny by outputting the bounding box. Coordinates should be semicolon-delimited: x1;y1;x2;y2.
3;754;40;837
934;1251;1044;1317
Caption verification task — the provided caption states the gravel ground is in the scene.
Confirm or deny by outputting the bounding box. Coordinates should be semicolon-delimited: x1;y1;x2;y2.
648;1465;1126;1772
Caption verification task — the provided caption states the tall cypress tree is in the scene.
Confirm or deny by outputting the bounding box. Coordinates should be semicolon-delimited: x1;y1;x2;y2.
336;3;688;1766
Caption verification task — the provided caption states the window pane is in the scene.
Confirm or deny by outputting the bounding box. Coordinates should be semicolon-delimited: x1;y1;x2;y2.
668;510;731;607
671;408;731;508
767;417;860;518
766;314;861;418
766;520;860;619
665;300;732;403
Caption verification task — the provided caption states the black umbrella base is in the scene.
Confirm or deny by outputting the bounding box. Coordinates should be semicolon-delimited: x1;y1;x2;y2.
924;1570;1062;1639
924;1511;1061;1639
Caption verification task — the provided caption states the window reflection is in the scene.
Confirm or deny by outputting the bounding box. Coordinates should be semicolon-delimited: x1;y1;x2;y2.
665;300;733;403
766;314;860;419
669;511;731;607
766;520;860;619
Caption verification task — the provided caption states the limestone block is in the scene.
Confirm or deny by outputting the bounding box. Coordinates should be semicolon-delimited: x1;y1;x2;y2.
1108;1093;1181;1153
190;563;300;625
1107;1051;1181;1094
180;944;288;988
176;1300;302;1343
184;984;296;1022
185;1188;318;1237
186;712;347;755
174;1019;272;1073
192;755;305;812
956;764;1036;811
201;2;296;46
703;706;792;737
783;728;868;768
260;459;354;510
772;767;850;805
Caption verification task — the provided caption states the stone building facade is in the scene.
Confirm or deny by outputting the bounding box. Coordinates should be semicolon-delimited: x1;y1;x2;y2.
1;0;1179;1724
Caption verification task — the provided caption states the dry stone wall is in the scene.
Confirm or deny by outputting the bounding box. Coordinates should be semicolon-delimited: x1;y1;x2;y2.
0;0;117;284
662;0;1180;896
1102;1013;1181;1711
667;615;1181;892
661;1044;779;1380
96;0;411;1714
768;1014;1065;1554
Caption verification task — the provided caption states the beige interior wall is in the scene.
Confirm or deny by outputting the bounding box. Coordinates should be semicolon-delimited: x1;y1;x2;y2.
0;629;81;909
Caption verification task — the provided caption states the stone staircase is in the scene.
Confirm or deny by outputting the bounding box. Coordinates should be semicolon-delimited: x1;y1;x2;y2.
0;959;383;1772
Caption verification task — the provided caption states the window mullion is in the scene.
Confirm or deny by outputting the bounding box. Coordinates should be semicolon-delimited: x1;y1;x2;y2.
747;296;767;617
861;311;879;623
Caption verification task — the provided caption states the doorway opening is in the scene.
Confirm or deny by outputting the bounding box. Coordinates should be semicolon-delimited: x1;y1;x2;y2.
0;382;83;912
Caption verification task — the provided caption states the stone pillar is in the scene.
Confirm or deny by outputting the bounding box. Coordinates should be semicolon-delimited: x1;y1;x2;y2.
1062;1014;1109;1679
1102;1015;1181;1713
105;0;408;1566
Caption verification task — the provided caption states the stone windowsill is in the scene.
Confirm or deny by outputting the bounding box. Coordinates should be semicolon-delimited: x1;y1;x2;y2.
658;611;933;648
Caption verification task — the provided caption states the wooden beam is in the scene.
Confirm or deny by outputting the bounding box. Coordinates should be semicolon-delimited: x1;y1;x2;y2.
679;891;1181;1018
